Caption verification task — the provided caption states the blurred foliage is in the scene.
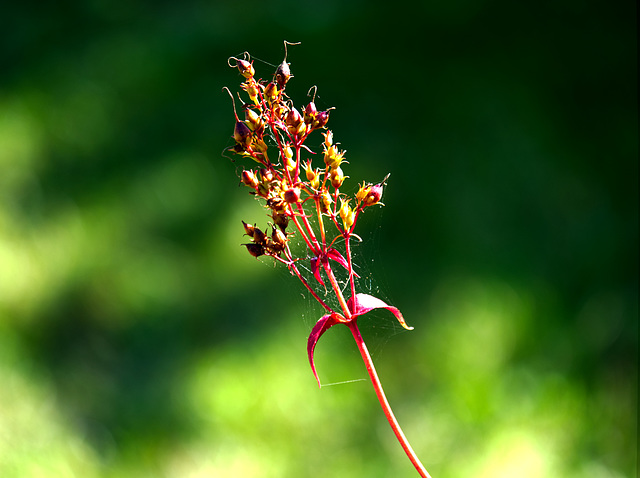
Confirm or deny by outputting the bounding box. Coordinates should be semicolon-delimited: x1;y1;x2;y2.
0;1;637;477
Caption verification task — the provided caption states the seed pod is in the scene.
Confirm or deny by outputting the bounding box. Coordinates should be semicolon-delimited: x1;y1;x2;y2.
319;191;333;214
272;211;289;231
329;167;346;189
259;168;274;183
264;82;278;103
245;108;262;132
304;102;318;124
339;199;355;230
275;61;292;89
236;59;255;79
241;170;259;188
242;220;256;237
284;187;301;204
267;197;286;213
244;243;264;258
252;227;267;244
272;227;288;247
234;121;251;146
315;110;330;129
362;183;384;207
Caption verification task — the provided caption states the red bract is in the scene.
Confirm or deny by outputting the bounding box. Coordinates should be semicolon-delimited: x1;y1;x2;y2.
225;43;432;478
307;293;412;388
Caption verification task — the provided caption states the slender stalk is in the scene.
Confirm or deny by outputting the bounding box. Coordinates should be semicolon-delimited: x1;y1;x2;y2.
347;321;431;478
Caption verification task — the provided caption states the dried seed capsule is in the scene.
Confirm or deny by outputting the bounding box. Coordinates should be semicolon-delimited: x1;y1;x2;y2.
275;61;292;89
244;243;264;258
242;220;256;237
272;211;289;231
252;226;267;244
272;227;288;247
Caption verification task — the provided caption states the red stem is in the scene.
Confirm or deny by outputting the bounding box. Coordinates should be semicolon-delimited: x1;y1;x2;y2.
347;321;432;478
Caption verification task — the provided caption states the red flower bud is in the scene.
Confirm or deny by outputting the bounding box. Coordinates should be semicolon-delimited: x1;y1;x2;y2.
233;121;251;145
315;110;330;129
284;187;301;203
304;102;318;124
363;183;384;207
236;59;255;79
275;61;292;89
264;82;278;103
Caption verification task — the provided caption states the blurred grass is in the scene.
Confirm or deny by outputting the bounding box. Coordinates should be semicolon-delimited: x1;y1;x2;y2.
0;1;637;477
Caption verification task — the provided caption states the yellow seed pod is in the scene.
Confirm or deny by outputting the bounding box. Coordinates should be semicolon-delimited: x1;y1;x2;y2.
323;130;333;148
319;191;333;214
339;199;354;230
330;166;346;189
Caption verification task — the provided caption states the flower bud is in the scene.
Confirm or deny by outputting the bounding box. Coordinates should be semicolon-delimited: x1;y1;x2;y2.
242;220;255;237
259;168;274;183
236;59;255;79
271;211;289;230
315;110;330;129
264;82;278;103
285;107;302;127
244;243;264;258
283;187;301;203
252;226;267;244
319;191;333;214
329;167;346;189
304;102;318;124
358;183;384;207
245;108;262;132
275;61;292;89
241;81;259;104
234;121;251;146
241;170;259;188
323;130;333;148
272;227;288;247
339;199;355;230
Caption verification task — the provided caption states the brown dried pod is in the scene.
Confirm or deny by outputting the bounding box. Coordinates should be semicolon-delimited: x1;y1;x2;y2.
275;61;292;89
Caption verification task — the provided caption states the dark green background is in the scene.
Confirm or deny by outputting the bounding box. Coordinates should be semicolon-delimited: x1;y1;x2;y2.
0;1;636;477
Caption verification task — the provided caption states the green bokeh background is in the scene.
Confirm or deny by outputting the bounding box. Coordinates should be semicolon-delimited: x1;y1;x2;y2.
1;1;637;477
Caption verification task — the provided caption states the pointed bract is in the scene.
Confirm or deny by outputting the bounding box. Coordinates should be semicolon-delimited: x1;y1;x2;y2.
326;248;360;278
347;293;413;330
310;257;324;285
307;313;342;387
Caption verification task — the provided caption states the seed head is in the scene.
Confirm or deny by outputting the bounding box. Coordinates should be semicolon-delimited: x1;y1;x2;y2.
275;60;292;89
